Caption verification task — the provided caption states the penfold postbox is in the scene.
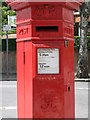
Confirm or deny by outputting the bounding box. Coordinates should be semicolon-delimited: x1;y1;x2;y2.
7;1;81;118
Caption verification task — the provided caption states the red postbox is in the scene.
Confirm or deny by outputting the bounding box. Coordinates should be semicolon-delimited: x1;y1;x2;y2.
7;1;81;118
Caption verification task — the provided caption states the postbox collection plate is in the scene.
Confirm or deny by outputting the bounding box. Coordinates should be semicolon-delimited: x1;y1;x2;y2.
37;48;59;74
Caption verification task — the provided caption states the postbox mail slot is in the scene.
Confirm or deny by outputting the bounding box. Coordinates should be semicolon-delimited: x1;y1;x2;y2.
33;21;63;38
36;26;58;32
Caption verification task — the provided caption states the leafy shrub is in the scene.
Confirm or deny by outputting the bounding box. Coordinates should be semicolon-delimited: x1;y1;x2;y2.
74;36;90;50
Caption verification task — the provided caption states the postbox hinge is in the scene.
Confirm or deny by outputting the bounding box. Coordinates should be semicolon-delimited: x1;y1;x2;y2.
23;51;25;64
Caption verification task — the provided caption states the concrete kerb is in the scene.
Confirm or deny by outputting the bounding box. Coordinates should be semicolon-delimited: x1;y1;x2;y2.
1;78;90;82
75;78;90;82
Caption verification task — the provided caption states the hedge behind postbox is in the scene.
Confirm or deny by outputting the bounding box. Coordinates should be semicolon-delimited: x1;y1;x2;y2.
2;39;16;51
74;36;90;50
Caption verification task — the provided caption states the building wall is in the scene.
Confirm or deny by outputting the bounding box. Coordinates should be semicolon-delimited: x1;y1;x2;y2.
1;50;90;74
2;51;16;74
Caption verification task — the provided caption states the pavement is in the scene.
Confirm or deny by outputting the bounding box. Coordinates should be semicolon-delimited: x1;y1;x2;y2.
0;81;89;119
0;81;17;119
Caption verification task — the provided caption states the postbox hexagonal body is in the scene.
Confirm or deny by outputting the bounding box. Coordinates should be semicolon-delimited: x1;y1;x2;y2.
7;1;81;118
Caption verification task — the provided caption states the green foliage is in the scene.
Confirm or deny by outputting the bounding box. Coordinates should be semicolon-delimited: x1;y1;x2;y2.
1;2;16;35
74;36;90;50
87;31;90;36
2;29;16;36
2;3;16;25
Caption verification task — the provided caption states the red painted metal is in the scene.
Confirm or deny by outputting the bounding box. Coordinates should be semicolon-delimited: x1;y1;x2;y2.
7;1;81;118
